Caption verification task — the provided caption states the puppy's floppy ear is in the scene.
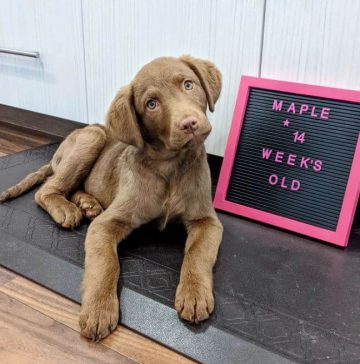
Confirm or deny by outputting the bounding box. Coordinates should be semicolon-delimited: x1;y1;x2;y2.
106;84;143;148
180;55;222;112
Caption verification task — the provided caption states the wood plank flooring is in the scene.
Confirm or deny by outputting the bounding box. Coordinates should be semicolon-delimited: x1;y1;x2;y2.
0;121;193;364
0;289;135;364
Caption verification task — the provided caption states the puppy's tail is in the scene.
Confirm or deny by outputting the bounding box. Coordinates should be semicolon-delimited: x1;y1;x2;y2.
0;163;53;203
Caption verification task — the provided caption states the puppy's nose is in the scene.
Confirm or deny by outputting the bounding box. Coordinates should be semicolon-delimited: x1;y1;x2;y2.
180;117;199;134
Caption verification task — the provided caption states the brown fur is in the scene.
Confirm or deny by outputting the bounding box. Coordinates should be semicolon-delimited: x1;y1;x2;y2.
0;55;223;341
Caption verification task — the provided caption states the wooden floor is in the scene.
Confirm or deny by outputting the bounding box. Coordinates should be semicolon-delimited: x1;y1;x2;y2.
0;121;193;364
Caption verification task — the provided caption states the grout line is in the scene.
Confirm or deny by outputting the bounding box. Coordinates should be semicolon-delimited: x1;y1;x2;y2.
258;0;268;77
80;0;90;124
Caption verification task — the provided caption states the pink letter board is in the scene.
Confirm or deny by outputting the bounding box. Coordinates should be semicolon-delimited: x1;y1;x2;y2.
214;76;360;247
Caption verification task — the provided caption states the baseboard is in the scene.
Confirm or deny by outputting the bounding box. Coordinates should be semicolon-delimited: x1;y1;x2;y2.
207;153;223;183
0;104;86;139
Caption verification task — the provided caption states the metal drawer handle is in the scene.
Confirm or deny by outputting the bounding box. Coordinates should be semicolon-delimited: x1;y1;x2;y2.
0;47;39;58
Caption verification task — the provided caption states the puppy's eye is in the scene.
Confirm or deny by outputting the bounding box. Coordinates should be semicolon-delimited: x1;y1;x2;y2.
146;99;158;110
184;80;193;90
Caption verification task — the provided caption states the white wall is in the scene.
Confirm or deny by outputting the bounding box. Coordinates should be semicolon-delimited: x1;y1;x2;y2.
0;0;359;156
82;0;265;156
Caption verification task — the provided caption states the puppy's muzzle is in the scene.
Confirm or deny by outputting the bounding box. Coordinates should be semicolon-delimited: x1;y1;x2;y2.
180;116;199;134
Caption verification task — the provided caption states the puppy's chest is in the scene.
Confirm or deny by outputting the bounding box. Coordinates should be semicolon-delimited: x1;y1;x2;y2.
158;184;186;230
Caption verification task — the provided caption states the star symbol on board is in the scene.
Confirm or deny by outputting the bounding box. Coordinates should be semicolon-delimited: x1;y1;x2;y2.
283;119;290;127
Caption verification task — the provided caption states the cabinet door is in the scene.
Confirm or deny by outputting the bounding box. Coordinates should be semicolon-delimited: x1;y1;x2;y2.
83;0;265;156
0;0;87;122
261;0;360;90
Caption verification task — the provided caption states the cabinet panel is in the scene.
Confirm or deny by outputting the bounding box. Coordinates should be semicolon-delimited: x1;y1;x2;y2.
0;0;87;122
261;0;360;90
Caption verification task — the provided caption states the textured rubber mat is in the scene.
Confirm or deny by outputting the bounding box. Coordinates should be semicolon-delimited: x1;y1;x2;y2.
1;144;360;363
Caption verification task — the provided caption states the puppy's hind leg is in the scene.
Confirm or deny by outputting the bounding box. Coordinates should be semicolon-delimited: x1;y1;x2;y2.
71;191;104;220
0;163;52;202
35;125;107;229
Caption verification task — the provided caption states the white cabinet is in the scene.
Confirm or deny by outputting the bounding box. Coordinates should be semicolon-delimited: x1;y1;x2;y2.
82;0;265;156
0;0;87;122
261;0;360;90
1;0;359;155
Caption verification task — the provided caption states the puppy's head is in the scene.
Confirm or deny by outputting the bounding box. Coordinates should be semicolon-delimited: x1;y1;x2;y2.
106;56;222;151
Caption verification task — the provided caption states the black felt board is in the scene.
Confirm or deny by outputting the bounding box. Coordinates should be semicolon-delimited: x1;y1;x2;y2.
1;145;360;363
226;88;360;231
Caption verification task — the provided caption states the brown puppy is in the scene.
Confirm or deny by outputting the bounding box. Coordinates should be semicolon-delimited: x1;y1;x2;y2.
0;55;223;341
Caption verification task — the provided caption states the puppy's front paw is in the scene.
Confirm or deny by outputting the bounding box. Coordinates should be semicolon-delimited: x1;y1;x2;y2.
79;295;119;341
175;281;214;323
50;202;82;229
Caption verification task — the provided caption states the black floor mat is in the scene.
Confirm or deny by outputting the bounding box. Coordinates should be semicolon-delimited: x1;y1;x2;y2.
1;144;360;364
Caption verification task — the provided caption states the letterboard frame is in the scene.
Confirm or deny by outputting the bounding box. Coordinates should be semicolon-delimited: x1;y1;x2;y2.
214;76;360;247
